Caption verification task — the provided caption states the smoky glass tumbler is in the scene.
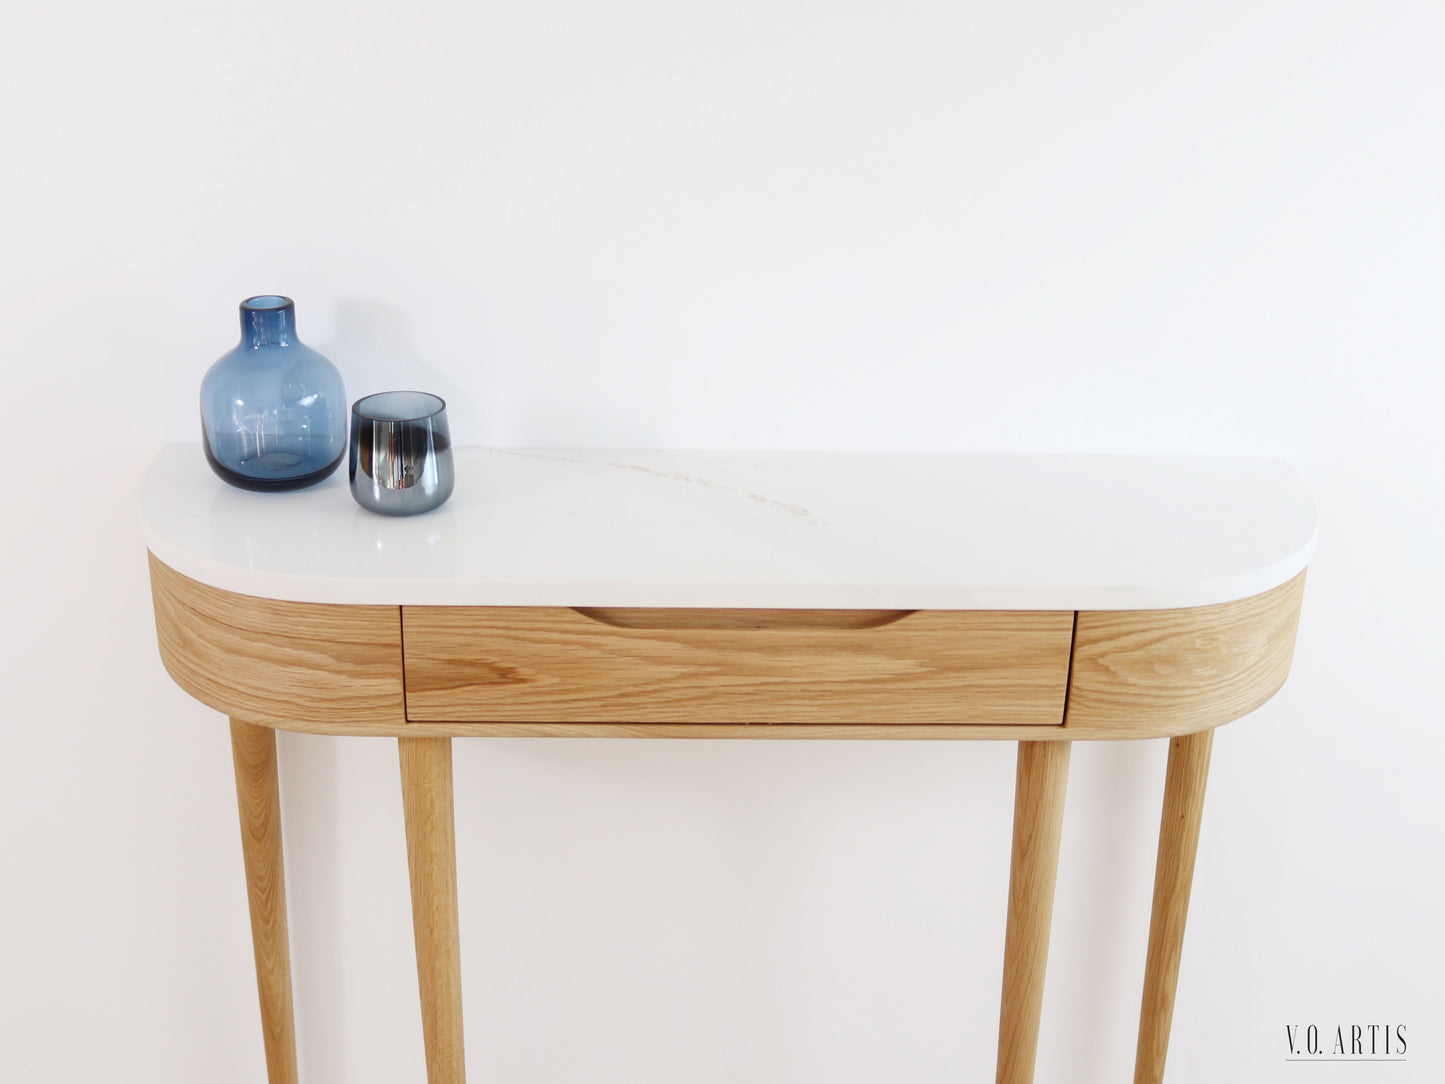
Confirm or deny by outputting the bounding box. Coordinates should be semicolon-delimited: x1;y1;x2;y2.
349;391;454;516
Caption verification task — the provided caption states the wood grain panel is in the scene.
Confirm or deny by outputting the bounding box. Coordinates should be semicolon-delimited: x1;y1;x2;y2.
150;550;1305;739
150;553;406;728
402;607;1074;726
1066;572;1305;736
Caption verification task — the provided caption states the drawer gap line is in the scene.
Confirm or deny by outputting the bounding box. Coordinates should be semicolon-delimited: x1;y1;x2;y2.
1061;610;1079;728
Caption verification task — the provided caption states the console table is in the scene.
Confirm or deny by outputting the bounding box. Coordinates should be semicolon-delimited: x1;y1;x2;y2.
142;446;1315;1084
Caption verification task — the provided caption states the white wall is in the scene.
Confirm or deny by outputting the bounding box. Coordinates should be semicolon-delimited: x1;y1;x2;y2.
2;2;1441;1080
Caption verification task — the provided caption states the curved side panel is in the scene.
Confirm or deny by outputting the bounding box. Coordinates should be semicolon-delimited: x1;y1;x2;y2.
149;553;406;729
1065;571;1306;738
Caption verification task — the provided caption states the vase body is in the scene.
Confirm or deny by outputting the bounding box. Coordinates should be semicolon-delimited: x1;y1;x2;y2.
201;295;347;491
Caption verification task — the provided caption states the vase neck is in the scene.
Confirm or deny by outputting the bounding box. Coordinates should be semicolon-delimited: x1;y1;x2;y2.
239;295;297;348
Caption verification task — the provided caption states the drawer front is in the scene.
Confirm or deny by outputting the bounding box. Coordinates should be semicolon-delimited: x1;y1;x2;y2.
402;607;1073;726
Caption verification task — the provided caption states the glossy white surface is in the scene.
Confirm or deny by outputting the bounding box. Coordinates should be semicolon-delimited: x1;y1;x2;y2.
141;445;1316;610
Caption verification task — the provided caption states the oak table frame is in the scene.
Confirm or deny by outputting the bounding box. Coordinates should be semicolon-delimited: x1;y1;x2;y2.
143;447;1315;1084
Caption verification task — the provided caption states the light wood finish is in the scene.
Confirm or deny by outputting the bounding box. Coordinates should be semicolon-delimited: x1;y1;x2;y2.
399;737;466;1084
996;741;1071;1084
150;554;406;728
1066;572;1305;736
1134;729;1213;1084
150;554;1302;740
402;607;1074;726
573;607;912;629
322;721;1076;740
144;550;1310;1084
179;719;1238;741
230;719;299;1084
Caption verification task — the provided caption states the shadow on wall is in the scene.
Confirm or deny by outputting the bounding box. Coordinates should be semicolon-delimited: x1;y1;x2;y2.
325;295;674;449
323;298;456;423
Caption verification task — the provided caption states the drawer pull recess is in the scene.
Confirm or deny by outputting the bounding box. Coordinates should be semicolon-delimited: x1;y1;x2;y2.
571;608;914;630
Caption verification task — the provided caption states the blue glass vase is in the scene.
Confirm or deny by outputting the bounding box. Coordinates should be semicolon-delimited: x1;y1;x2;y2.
201;295;347;491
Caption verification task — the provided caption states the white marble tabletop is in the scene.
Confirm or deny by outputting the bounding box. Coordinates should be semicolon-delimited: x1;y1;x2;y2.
140;445;1316;611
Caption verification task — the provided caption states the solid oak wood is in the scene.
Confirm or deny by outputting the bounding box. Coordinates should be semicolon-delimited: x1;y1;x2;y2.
230;719;299;1084
399;737;466;1084
180;719;1229;741
151;554;406;728
150;555;1302;740
1134;730;1214;1084
996;741;1071;1084
402;607;1074;726
1067;572;1305;736
144;551;1308;1084
572;607;912;629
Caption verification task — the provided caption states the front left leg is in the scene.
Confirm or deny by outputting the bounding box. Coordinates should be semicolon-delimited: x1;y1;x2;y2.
995;740;1072;1084
399;736;466;1084
230;718;299;1084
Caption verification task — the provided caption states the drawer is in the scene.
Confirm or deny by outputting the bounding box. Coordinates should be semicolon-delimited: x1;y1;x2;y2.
401;607;1073;726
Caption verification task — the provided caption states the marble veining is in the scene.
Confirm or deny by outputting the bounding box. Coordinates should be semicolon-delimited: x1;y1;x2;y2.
141;445;1317;610
491;448;828;525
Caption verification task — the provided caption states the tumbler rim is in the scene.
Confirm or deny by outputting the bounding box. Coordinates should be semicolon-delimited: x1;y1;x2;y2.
352;391;448;422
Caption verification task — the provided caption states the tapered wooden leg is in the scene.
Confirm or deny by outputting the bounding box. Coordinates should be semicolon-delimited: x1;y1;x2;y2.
230;719;299;1084
1134;729;1214;1084
996;741;1071;1084
400;737;466;1084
